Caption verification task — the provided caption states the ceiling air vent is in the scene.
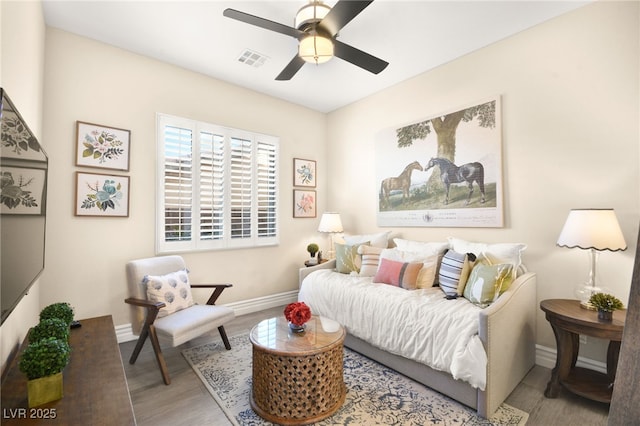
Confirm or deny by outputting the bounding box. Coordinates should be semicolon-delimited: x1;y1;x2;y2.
237;49;268;68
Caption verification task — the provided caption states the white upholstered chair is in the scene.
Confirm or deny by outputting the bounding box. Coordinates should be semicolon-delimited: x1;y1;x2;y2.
125;255;235;385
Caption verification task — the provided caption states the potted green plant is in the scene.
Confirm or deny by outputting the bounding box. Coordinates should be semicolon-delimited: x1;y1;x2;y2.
18;337;71;407
306;243;320;265
39;302;74;326
588;292;623;321
29;318;71;343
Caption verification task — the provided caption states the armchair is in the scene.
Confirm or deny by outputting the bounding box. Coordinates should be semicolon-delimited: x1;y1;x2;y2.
125;255;235;385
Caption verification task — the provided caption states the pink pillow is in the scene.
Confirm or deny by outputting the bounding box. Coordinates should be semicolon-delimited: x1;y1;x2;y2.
373;258;423;289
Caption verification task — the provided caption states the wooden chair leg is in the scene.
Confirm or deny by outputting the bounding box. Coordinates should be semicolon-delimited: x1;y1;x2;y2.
129;326;149;364
218;326;231;350
148;325;171;385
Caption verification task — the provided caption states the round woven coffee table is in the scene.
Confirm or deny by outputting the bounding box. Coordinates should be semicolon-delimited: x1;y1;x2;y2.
249;315;346;425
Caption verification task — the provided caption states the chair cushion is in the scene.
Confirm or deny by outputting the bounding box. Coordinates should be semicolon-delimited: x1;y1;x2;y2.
145;270;194;317
154;304;235;347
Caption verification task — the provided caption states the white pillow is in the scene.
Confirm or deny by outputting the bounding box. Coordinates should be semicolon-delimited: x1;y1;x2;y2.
144;270;194;318
393;238;450;257
343;231;390;248
448;237;526;269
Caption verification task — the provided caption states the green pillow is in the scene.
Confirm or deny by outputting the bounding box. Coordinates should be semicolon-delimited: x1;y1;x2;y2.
335;242;368;274
463;264;513;307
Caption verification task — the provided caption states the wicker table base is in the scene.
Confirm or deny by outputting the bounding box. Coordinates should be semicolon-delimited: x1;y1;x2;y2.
250;316;346;425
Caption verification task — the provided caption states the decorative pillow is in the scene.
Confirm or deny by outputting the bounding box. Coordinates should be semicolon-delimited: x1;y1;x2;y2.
335;242;369;274
463;264;514;307
438;250;476;297
343;231;390;248
393;239;450;257
416;255;440;289
373;257;423;289
144;270;194;317
448;237;526;269
357;245;384;277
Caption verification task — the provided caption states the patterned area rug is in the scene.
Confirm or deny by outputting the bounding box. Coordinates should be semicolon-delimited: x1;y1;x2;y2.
182;333;528;426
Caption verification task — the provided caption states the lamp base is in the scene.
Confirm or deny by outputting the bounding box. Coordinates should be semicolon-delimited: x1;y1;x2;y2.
580;301;596;310
575;283;610;311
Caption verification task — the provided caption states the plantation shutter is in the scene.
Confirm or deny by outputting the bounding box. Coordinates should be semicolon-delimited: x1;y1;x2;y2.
257;141;277;238
162;125;193;244
157;113;278;253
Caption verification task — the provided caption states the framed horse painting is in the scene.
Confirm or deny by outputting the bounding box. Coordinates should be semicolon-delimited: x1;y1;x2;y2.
375;96;503;227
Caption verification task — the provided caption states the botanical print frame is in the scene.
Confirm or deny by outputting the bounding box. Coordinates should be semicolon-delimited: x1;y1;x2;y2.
293;189;316;218
75;121;131;171
376;96;503;227
293;158;316;187
75;171;130;217
0;166;46;215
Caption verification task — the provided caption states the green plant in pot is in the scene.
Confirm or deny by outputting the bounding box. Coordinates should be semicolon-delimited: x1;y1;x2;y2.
19;337;71;407
39;302;74;326
29;318;71;343
306;243;320;265
588;292;623;321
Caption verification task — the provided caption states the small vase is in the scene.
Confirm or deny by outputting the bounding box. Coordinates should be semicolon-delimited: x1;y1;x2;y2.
289;322;306;333
27;371;63;407
598;310;613;321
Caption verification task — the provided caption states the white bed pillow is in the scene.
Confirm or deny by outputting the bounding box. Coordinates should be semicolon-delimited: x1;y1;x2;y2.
393;239;450;257
343;231;390;248
448;237;526;269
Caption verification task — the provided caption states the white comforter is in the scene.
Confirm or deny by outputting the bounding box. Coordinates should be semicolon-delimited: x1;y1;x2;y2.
298;269;487;390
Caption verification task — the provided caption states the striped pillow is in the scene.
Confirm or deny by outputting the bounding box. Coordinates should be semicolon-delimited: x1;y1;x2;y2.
373;257;423;289
358;245;384;277
438;250;476;297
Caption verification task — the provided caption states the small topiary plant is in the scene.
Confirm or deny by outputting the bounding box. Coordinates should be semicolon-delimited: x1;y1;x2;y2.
39;302;74;326
307;243;319;257
589;293;624;312
29;318;70;343
19;337;71;380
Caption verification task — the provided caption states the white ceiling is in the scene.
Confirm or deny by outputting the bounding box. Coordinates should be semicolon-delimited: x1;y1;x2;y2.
42;1;589;113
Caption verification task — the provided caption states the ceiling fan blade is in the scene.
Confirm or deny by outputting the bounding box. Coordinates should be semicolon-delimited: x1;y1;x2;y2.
333;40;388;74
275;55;306;81
223;8;304;39
320;0;373;36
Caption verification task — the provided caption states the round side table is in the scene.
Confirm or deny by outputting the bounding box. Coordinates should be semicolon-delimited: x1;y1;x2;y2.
249;315;346;425
540;299;626;403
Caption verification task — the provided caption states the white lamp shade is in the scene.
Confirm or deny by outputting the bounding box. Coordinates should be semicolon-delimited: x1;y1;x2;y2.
299;35;333;64
557;209;627;251
318;212;343;233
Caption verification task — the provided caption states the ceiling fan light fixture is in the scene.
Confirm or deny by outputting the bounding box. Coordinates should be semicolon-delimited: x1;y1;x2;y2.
294;1;331;30
299;34;334;64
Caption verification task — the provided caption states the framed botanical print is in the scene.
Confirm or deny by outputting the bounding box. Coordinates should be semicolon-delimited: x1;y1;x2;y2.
293;189;316;218
293;158;316;187
76;121;131;171
75;171;130;217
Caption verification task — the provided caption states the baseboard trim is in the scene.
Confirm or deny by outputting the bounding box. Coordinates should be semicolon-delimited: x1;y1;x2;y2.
116;290;298;343
535;344;606;373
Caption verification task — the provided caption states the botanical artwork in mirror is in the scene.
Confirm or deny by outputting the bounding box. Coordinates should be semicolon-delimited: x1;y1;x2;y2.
0;88;49;324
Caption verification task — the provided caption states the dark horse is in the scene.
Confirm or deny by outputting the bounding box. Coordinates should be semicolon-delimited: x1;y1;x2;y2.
425;157;485;205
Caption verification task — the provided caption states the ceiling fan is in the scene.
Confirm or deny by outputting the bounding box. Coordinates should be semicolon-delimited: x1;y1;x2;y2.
223;1;389;81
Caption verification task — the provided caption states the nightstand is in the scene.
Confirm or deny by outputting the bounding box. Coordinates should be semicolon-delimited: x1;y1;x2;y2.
540;299;626;403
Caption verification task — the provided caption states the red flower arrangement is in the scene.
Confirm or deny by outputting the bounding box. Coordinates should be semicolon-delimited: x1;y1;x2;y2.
284;302;312;326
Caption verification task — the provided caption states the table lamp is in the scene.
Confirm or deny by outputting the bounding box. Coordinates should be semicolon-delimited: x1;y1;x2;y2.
556;208;627;309
318;212;343;259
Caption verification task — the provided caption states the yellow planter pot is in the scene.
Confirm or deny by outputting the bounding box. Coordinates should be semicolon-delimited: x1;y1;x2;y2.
27;372;63;407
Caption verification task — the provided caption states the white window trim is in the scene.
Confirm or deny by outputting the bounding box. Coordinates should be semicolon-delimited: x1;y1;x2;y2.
156;113;279;254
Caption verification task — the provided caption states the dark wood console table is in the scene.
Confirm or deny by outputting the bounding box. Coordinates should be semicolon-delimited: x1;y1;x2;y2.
541;299;626;404
1;315;136;425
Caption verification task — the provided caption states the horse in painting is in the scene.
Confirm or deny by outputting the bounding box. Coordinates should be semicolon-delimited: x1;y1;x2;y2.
425;157;486;205
380;160;423;206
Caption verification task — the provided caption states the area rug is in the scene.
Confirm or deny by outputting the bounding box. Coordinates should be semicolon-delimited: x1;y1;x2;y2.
182;334;528;425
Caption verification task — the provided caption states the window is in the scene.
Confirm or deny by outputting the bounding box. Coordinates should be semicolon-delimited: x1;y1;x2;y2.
156;114;278;253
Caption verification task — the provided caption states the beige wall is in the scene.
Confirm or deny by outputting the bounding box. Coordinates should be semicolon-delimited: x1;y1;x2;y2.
41;28;327;327
0;0;46;372
327;1;639;361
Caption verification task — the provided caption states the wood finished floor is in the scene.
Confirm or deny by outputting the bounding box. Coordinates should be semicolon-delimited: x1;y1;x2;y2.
119;306;610;426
